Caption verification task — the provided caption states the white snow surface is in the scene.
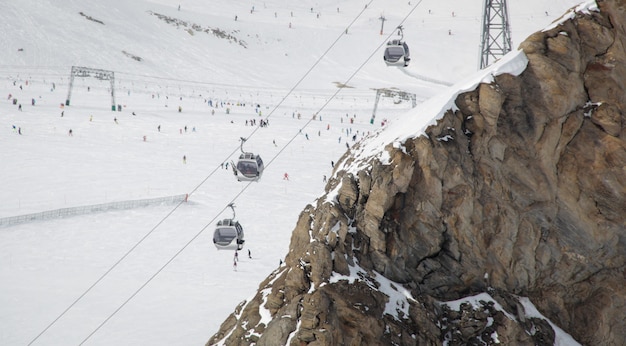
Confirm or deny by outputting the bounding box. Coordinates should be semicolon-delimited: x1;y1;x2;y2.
543;0;600;31
518;297;583;346
0;0;592;345
441;293;582;346
328;259;416;321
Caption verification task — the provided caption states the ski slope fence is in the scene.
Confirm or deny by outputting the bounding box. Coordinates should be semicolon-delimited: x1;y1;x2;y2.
0;194;188;227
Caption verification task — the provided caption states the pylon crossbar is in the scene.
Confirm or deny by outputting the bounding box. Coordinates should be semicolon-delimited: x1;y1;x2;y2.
65;66;117;111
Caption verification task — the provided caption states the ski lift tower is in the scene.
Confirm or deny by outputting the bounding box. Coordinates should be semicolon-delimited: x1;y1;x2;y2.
65;66;117;111
479;0;512;69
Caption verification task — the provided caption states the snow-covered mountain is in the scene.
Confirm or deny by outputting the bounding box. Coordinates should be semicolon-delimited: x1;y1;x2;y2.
0;0;588;345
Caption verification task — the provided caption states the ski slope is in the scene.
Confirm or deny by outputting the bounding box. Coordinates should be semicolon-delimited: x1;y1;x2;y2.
0;0;588;344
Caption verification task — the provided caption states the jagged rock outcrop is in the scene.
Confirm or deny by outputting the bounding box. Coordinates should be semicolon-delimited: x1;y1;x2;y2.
208;1;626;345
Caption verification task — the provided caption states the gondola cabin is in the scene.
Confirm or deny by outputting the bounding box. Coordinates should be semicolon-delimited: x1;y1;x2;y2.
213;218;244;250
384;39;410;67
234;152;264;182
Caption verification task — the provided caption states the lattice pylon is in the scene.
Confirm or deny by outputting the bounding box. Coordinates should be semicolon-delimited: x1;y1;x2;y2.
479;0;512;69
65;66;116;111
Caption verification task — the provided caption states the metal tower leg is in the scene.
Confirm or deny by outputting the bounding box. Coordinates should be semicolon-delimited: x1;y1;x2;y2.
479;0;512;69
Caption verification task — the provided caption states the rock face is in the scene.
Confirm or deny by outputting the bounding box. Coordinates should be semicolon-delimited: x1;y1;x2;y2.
208;1;626;345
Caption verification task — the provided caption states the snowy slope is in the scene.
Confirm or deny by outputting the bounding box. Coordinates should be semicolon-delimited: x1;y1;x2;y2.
0;0;588;345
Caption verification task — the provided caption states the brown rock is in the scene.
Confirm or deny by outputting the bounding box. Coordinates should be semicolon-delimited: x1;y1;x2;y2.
208;2;626;345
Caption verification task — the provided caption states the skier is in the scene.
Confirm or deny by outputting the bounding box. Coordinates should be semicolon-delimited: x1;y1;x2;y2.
68;129;73;136
323;175;327;183
283;172;289;180
183;155;187;164
233;260;237;271
248;249;252;259
157;125;161;132
234;251;239;262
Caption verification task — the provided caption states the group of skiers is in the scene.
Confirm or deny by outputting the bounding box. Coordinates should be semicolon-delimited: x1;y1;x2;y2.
233;249;253;271
4;79;375;279
245;118;269;127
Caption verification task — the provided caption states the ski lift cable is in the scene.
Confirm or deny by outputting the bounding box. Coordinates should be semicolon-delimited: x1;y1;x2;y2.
235;0;376;145
26;197;188;345
76;202;233;346
77;1;427;343
35;0;424;340
26;139;242;346
28;1;378;344
243;0;424;152
263;1;426;172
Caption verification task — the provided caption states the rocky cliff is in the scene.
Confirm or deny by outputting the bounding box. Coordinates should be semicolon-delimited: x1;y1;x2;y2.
208;1;625;345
